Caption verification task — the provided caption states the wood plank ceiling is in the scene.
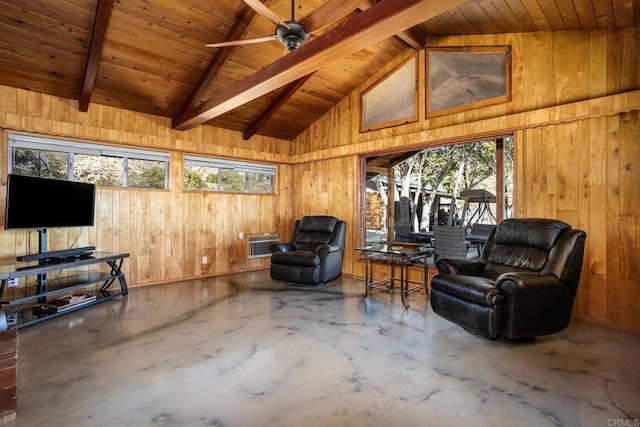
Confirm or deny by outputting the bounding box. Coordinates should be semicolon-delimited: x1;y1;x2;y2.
0;0;637;141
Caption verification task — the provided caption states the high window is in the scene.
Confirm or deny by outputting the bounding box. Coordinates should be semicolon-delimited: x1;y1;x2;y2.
183;155;275;194
8;134;169;189
360;55;418;132
426;46;511;117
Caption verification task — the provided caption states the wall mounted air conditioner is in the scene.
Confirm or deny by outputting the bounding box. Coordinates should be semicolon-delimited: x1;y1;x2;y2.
247;233;278;259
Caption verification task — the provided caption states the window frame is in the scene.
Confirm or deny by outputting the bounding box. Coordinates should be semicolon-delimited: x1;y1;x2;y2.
183;155;276;195
360;135;514;248
426;46;512;118
360;54;419;132
7;133;170;189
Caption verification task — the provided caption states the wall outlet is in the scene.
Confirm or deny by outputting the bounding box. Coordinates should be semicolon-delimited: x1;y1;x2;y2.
7;278;18;288
202;256;208;264
238;232;244;239
5;313;17;325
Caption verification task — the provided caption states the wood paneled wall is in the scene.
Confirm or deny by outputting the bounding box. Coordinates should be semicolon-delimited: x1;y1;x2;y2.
0;87;295;286
515;112;640;331
293;28;640;155
0;28;638;332
288;28;640;332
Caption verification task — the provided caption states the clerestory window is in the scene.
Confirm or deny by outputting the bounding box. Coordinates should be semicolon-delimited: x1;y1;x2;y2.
8;133;169;189
183;155;275;194
426;46;511;117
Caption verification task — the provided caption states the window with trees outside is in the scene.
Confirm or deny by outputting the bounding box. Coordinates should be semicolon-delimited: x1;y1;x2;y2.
7;133;169;189
183;155;275;194
364;137;514;249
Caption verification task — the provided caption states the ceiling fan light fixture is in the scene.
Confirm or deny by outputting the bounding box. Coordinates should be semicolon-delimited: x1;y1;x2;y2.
276;21;309;51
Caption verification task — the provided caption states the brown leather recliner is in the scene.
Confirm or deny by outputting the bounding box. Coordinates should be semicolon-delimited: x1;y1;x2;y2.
270;216;346;286
430;218;586;340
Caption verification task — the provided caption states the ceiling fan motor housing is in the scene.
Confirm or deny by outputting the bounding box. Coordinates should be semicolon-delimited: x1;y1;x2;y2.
276;21;309;51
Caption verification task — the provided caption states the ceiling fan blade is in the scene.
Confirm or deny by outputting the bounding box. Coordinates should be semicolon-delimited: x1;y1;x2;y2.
300;0;365;34
243;0;289;28
206;35;277;48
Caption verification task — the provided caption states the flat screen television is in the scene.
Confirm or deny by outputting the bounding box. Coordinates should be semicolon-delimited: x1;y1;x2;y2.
5;174;96;229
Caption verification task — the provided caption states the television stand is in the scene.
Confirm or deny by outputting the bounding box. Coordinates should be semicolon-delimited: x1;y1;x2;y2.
16;247;97;269
16;246;96;263
0;251;129;330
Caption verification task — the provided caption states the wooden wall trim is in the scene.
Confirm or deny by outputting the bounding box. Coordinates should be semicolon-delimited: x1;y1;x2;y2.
289;90;640;164
0;85;292;165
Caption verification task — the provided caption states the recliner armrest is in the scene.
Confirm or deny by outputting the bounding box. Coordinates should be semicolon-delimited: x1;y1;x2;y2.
496;272;565;293
316;244;341;255
435;258;485;275
270;242;295;253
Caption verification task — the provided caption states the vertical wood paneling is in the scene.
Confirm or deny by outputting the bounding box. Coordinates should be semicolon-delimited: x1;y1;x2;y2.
619;217;640;327
0;28;638;333
290;28;639;332
0;82;291;286
606;115;623;325
619;112;640;215
587;184;609;321
555;125;579;212
298;28;640;154
290;157;357;276
553;31;579;104
518;113;639;331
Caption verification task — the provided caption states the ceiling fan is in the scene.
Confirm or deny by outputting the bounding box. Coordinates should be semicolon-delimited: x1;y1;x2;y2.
207;0;363;52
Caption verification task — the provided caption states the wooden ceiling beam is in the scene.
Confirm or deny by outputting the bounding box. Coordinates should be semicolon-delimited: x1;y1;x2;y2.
173;0;468;131
395;26;426;50
359;0;425;49
79;0;116;112
180;3;257;113
243;72;316;140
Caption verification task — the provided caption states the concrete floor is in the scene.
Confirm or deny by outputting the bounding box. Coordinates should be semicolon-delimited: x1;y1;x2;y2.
10;270;640;426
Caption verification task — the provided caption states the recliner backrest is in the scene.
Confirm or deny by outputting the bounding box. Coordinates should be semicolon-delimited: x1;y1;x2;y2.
541;228;587;295
291;216;345;252
480;218;584;285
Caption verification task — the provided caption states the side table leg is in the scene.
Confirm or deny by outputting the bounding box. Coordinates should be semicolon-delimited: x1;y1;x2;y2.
389;260;396;291
361;255;371;299
423;256;429;298
400;262;409;309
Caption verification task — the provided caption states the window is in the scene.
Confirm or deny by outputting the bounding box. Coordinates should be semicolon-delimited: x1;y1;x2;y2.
361;55;418;132
8;134;169;189
363;137;514;246
184;155;275;194
426;46;511;117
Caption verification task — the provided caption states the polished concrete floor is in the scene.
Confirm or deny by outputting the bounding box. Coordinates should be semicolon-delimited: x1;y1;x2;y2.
11;270;640;427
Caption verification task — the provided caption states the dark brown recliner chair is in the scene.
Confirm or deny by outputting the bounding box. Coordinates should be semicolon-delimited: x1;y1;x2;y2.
430;218;586;340
270;216;346;286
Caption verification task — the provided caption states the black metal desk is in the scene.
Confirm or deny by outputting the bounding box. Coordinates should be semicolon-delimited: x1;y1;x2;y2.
356;245;430;309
